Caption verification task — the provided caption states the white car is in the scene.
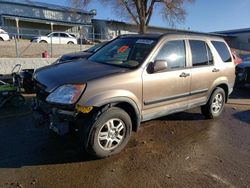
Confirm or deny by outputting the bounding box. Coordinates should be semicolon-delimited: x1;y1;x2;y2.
0;29;10;41
31;32;77;44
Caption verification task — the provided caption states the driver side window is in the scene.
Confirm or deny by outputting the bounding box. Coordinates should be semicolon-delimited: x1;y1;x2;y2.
52;33;59;37
155;40;186;69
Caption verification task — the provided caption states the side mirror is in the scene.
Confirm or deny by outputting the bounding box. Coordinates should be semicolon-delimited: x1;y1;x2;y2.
148;60;168;73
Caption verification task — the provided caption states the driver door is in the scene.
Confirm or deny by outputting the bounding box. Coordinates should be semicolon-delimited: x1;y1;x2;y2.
50;33;60;44
142;39;191;121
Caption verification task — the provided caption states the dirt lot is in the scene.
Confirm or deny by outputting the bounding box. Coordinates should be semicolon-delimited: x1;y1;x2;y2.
0;88;249;188
0;40;92;58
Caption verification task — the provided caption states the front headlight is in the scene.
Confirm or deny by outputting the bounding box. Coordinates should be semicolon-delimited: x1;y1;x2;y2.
46;84;86;105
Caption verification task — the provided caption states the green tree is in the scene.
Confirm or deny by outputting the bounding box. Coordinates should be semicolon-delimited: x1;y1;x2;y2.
71;0;194;34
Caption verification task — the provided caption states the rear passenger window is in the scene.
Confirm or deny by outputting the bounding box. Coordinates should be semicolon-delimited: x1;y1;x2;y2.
190;40;213;67
211;41;232;62
155;40;186;69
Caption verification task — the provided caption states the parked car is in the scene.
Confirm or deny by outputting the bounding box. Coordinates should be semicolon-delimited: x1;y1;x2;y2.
54;41;109;64
235;57;250;86
33;33;235;158
31;32;77;44
231;49;243;65
0;28;10;41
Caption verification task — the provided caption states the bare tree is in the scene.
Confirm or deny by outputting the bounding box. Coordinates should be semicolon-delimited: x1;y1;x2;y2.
71;0;194;34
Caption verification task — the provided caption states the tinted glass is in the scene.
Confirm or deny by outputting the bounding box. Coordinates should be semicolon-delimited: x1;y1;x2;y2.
52;33;59;37
60;33;68;38
155;40;186;69
89;38;157;68
86;42;107;53
190;40;213;66
211;41;231;62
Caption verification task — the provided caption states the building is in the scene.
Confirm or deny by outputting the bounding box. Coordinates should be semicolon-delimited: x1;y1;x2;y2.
214;28;250;51
0;0;96;38
92;19;190;40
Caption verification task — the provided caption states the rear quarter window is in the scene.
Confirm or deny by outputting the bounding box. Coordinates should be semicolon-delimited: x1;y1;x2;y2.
211;41;232;62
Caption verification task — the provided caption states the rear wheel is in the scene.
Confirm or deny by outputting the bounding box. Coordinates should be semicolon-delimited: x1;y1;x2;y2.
201;87;225;119
84;107;132;158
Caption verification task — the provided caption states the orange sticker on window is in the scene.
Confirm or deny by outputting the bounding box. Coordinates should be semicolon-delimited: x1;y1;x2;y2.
118;45;129;53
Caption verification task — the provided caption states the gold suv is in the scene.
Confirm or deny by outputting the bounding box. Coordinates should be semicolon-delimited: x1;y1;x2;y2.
33;33;235;158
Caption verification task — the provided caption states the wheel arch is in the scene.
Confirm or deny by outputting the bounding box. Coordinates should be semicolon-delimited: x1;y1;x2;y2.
209;83;229;103
92;97;141;132
39;40;48;43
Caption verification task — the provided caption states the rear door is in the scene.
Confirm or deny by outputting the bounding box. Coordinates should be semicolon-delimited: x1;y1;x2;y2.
59;33;70;44
142;39;191;120
188;39;220;107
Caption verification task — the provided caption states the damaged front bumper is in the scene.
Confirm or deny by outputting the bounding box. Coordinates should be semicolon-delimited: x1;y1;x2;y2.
32;98;78;135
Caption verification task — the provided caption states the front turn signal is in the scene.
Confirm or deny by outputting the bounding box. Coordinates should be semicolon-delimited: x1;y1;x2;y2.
76;104;93;113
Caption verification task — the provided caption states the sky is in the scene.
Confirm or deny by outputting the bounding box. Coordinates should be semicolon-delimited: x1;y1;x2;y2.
33;0;250;32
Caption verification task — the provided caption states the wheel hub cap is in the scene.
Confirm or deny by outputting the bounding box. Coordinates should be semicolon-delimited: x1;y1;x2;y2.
98;118;125;151
212;93;223;114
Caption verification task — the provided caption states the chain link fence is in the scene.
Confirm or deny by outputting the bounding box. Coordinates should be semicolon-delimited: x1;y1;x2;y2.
0;26;111;58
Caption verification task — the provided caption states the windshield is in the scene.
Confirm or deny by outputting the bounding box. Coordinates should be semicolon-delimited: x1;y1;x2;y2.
88;38;157;68
85;42;107;53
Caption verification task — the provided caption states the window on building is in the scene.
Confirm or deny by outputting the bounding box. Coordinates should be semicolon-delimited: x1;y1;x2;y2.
190;40;213;67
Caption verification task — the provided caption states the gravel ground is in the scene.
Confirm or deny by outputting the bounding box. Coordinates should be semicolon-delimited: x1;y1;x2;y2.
0;40;92;58
0;88;249;188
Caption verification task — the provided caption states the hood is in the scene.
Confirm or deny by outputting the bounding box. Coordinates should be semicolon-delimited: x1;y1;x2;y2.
60;51;92;62
34;59;129;92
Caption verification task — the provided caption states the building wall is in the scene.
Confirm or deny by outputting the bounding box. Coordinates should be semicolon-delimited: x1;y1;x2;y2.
223;33;250;51
0;2;94;39
0;2;92;25
92;19;176;40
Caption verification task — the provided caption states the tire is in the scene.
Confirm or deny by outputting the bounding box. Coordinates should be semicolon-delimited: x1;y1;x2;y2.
84;107;132;158
201;87;225;119
67;41;74;45
0;37;3;41
39;40;47;43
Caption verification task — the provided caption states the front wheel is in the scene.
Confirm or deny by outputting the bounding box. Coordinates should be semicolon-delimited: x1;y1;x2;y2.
201;87;225;119
67;41;74;45
87;107;132;158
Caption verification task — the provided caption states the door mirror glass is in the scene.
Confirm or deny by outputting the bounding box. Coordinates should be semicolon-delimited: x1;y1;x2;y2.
151;60;168;73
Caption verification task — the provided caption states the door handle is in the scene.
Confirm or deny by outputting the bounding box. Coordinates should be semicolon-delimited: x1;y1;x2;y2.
212;68;220;72
179;72;190;77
